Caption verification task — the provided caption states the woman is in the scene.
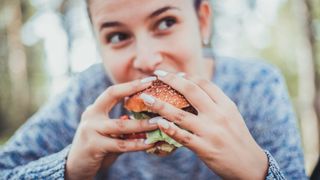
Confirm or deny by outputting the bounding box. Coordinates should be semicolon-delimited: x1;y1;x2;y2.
0;0;307;179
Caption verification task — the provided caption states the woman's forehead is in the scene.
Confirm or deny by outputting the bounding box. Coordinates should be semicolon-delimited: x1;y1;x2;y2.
89;0;193;25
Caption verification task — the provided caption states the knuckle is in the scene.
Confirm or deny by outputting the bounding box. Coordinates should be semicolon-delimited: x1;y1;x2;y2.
133;141;140;150
167;73;176;81
155;101;166;112
203;149;217;162
79;119;92;132
103;120;112;132
184;82;198;93
115;120;126;132
167;128;178;137
116;140;128;152
107;86;118;99
130;80;141;91
180;133;192;146
138;119;147;129
165;128;178;136
195;77;210;88
173;110;188;124
81;106;94;120
92;151;104;161
85;104;95;113
165;73;178;85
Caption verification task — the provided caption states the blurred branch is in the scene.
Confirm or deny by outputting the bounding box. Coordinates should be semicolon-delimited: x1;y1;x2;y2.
294;0;320;174
0;0;44;137
304;0;320;153
59;0;73;76
0;0;9;134
6;0;30;125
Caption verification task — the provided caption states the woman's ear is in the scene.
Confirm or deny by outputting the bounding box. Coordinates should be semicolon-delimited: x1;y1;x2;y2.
197;1;213;46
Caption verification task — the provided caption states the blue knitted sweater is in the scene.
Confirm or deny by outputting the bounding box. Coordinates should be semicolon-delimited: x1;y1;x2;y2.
0;57;307;179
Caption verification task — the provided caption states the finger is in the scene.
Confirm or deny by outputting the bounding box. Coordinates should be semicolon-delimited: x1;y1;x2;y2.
98;137;155;153
154;70;216;112
97;119;159;135
139;94;200;132
187;76;235;107
156;118;203;153
93;77;157;113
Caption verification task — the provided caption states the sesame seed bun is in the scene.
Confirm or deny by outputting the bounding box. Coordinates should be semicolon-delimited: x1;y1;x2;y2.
124;80;190;112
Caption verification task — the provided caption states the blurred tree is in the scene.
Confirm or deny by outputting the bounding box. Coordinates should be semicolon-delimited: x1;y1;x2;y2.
306;0;320;152
0;0;46;139
305;0;320;177
290;0;320;174
0;0;10;134
303;0;320;151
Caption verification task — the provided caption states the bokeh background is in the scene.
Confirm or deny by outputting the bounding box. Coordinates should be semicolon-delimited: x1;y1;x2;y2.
0;0;319;176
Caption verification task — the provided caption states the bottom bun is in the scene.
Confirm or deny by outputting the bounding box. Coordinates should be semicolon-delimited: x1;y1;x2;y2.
146;142;177;157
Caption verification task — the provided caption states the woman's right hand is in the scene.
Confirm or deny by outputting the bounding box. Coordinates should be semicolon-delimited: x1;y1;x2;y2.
65;78;158;180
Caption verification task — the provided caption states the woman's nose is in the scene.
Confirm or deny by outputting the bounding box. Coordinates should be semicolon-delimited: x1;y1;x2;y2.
133;44;163;73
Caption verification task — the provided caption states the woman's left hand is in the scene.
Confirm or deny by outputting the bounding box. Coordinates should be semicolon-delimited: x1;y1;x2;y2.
140;70;269;180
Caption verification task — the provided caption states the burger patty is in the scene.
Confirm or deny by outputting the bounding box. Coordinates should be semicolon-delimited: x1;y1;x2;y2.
132;106;198;120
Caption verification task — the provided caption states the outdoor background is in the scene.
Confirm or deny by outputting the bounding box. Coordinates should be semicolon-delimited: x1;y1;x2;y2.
0;0;319;176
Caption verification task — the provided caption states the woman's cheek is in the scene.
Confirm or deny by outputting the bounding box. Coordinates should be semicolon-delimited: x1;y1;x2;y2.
105;58;133;84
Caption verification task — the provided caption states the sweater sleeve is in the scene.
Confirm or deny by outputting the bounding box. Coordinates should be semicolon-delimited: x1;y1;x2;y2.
0;75;85;179
0;146;70;179
264;150;286;180
241;64;307;179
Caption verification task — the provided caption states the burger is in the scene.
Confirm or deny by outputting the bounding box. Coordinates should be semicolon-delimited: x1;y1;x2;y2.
123;79;197;156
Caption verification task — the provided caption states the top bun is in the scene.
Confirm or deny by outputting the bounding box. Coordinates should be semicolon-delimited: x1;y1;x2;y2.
124;80;190;112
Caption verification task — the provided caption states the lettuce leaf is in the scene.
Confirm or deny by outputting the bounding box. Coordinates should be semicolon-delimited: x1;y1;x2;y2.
131;112;182;148
132;112;150;119
146;129;182;147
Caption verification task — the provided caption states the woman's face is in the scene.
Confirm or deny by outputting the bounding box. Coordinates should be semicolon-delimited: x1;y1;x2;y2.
89;0;212;83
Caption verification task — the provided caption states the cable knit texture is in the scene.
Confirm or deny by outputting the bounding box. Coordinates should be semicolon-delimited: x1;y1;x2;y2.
0;57;307;179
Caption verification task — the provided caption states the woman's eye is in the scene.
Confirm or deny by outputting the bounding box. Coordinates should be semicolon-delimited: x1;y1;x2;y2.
107;33;129;44
157;17;177;31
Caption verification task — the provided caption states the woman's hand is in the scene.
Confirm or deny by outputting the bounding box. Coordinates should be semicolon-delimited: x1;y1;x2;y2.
66;78;158;180
140;71;268;180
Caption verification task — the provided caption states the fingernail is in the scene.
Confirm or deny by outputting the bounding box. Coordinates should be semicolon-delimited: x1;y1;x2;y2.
149;116;163;124
154;70;168;77
140;93;155;106
144;139;152;145
177;72;186;78
140;76;157;83
157;119;170;129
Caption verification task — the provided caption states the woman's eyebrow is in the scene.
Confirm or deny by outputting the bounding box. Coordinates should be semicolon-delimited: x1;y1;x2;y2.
148;6;180;19
100;22;123;32
99;6;180;32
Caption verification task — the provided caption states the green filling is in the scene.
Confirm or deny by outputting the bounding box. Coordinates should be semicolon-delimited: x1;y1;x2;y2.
132;112;182;148
132;112;151;119
146;130;182;148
